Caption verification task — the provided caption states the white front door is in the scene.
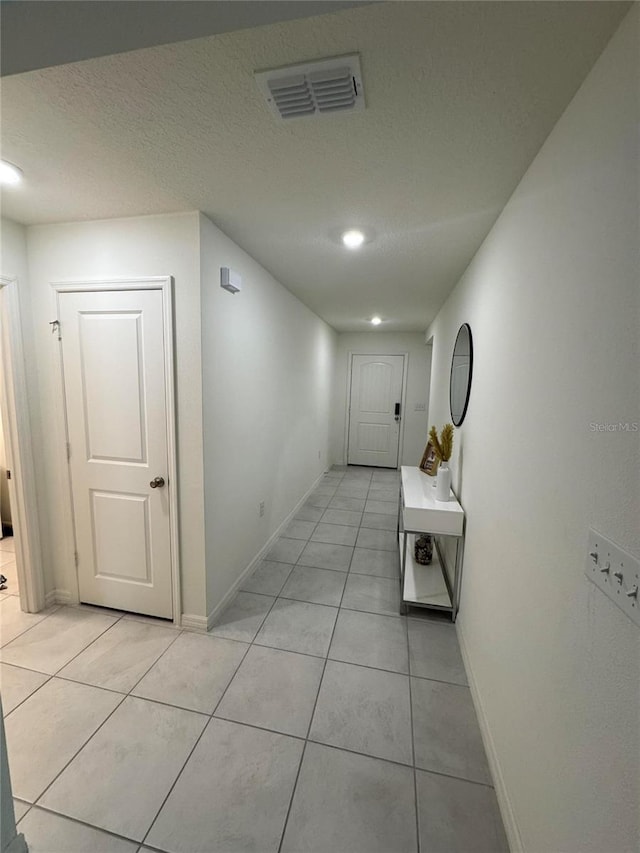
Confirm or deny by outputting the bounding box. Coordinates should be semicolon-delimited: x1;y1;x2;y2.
59;288;173;618
347;354;405;468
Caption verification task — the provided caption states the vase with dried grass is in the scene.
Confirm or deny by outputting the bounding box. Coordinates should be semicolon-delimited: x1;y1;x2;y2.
429;424;454;501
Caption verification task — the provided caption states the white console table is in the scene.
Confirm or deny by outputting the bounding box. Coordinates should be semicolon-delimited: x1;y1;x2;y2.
398;465;465;620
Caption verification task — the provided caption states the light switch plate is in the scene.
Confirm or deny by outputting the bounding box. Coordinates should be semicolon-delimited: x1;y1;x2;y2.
585;528;640;627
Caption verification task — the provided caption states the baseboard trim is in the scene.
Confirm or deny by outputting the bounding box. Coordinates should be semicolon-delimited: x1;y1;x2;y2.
205;470;329;631
180;613;208;632
45;588;72;607
44;589;204;633
456;621;523;853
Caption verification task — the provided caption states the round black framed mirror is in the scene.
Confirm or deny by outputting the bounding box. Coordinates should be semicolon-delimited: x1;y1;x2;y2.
449;323;473;426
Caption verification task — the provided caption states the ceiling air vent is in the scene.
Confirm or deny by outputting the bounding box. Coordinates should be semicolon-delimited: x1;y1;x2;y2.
255;54;364;121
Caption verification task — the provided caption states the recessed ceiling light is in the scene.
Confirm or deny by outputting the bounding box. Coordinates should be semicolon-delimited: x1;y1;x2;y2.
371;316;382;326
342;229;365;249
0;160;23;186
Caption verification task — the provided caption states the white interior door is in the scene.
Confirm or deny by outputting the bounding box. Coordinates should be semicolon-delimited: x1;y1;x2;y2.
59;288;173;618
347;354;405;468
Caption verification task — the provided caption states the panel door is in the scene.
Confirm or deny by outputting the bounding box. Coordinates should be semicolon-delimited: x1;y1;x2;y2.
59;289;173;618
347;354;405;468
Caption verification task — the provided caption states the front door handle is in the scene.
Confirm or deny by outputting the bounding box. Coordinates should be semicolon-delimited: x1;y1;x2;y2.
150;476;165;489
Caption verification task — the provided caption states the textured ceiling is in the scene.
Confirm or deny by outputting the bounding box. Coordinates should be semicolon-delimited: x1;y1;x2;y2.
0;1;369;76
0;2;630;331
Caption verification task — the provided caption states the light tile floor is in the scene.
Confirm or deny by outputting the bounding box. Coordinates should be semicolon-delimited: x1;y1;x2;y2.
0;466;508;852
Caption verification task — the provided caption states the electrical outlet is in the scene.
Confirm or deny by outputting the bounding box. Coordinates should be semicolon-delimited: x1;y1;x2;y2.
585;528;640;626
318;450;321;459
259;501;265;517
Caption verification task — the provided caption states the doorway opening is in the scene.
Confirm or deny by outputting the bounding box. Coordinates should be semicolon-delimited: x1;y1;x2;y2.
0;426;17;595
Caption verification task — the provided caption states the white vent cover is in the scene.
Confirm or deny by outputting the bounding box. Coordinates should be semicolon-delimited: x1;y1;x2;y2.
255;54;364;121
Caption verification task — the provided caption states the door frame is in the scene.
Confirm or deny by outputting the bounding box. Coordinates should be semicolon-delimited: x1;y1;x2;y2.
0;276;46;613
50;277;182;625
344;351;409;468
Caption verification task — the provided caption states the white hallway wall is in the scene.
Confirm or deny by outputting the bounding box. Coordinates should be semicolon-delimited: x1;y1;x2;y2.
23;213;208;617
426;8;639;853
331;332;431;468
200;213;337;617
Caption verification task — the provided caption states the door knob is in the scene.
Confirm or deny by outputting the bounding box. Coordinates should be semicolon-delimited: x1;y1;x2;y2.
150;476;165;489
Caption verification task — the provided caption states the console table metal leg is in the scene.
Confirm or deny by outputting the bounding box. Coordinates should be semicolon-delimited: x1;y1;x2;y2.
452;537;462;621
399;531;408;615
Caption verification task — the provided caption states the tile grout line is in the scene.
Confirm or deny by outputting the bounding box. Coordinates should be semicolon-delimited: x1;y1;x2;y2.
393;465;421;853
32;689;129;809
408;671;469;688
405;604;420;853
313;469;424;848
49;613;130;679
213;576;282;644
138;631;256;849
13;804;32;827
148;607;269;841
407;763;497;790
275;742;306;853
275;501;358;853
2;672;55;719
2;607;129;718
208;636;255;719
14;619;185;836
272;562;296;598
233;511;348;853
407;616;421;853
137;840;171;853
302;737;413;771
0;599;66;650
125;628;185;697
3;602;172;703
212;713;307;744
278;486;357;853
18;801;146;847
139;565;288;849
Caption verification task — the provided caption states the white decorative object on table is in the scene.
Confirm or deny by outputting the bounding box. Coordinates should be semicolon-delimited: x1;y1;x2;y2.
435;460;451;502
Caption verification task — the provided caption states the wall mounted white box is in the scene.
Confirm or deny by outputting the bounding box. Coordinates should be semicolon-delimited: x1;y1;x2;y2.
220;267;242;294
